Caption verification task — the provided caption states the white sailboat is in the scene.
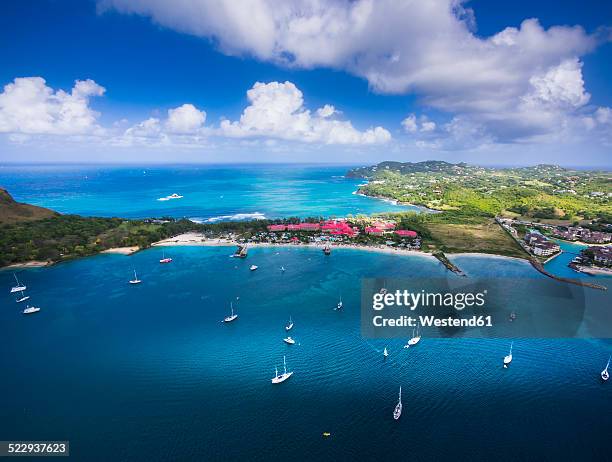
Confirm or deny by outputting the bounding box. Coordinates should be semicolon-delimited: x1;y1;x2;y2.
223;302;238;323
23;305;40;315
10;274;26;293
280;266;286;272
503;342;513;368
335;295;343;311
16;292;30;303
403;327;421;348
285;316;294;331
159;252;172;264
283;336;295;345
408;326;421;347
250;265;258;271
601;355;610;382
271;355;293;384
393;386;402;420
129;270;142;284
383;347;388;358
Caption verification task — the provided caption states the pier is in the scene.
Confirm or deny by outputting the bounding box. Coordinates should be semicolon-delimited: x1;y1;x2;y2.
529;257;607;291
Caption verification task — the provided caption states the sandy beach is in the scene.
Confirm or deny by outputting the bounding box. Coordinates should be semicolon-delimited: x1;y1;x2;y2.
3;260;52;269
446;252;529;262
152;232;435;259
101;246;140;255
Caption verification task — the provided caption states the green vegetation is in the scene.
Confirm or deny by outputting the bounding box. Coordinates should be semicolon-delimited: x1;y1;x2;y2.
372;211;527;258
0;215;203;267
349;161;612;223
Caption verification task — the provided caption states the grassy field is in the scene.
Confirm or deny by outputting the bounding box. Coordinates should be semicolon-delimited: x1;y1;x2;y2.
422;219;528;258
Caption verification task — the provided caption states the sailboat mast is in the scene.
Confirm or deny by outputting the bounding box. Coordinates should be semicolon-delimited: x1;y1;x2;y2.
283;355;287;374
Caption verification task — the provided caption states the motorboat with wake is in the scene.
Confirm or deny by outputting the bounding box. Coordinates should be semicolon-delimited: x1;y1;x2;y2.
601;355;610;382
503;342;513;368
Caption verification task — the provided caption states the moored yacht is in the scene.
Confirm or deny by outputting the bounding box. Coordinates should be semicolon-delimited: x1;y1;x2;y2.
16;292;30;303
129;270;142;284
384;347;388;358
23;305;40;315
393;386;402;420
283;336;295;345
335;296;343;311
601;355;610;382
271;356;293;384
157;193;183;201
159;252;172;264
223;302;238;323
250;265;258;271
503;342;513;368
10;274;26;293
408;326;421;347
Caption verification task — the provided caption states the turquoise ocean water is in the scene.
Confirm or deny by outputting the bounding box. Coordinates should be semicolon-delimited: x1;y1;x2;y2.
0;164;413;221
0;165;610;461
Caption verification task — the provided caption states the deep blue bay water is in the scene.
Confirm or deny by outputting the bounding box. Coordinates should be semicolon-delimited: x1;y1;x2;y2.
0;164;610;461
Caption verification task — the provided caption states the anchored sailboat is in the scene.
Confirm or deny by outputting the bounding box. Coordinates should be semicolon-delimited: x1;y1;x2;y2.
223;302;238;323
285;316;294;331
10;274;26;293
159;252;172;264
393;386;402;420
404;327;421;348
250;265;258;271
129;270;142;284
601;355;610;382
408;326;421;347
384;347;388;358
271;355;293;384
335;295;343;311
503;342;513;368
15;292;30;303
23;305;40;315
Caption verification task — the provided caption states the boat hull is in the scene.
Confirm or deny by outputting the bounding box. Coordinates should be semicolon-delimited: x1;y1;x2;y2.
271;372;293;384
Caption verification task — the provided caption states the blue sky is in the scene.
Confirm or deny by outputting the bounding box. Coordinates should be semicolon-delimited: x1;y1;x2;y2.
0;0;611;166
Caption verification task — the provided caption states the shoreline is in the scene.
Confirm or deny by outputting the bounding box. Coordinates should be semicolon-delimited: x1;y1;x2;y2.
2;260;52;269
447;252;529;263
152;233;435;258
101;246;140;255
151;232;533;262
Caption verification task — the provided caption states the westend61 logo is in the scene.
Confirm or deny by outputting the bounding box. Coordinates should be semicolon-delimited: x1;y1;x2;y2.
370;289;492;329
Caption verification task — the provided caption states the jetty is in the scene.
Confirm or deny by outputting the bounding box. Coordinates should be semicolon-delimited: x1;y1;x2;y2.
433;251;465;276
529;257;607;291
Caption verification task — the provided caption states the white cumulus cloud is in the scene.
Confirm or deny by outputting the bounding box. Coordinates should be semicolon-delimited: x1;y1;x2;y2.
165;103;206;133
99;0;608;145
0;77;105;135
219;81;390;144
